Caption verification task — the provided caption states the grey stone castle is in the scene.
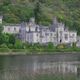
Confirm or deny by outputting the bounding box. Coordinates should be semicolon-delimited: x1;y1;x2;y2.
0;16;80;47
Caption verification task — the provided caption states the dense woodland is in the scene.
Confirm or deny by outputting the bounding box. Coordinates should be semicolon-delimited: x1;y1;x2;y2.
0;0;80;34
0;0;80;52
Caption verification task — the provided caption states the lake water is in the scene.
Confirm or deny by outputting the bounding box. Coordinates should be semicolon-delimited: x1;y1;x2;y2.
0;53;80;80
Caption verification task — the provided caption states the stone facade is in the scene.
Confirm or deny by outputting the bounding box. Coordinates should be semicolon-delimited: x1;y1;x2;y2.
76;36;80;47
3;24;20;34
1;16;78;46
20;17;77;46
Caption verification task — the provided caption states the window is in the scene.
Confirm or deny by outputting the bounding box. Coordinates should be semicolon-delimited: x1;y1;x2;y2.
70;34;75;38
51;33;52;36
36;34;38;36
19;30;21;32
40;34;44;38
65;34;68;40
60;31;62;36
36;27;38;31
45;33;49;36
54;37;57;41
14;27;16;31
72;34;75;36
8;28;10;31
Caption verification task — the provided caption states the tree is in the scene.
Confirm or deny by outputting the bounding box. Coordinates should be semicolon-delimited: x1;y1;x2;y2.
3;0;11;6
3;34;9;45
47;42;54;49
9;34;15;45
34;1;42;24
0;24;3;35
0;35;4;45
7;44;13;49
14;39;23;49
0;24;4;44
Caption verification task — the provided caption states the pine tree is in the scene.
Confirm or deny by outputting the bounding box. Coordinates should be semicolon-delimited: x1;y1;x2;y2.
34;1;41;24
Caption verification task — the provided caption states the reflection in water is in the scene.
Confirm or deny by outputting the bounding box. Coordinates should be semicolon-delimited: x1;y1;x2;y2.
77;67;80;77
0;54;80;80
33;62;78;74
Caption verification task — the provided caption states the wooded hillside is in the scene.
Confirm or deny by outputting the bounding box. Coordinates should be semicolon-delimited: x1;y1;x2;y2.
0;0;80;34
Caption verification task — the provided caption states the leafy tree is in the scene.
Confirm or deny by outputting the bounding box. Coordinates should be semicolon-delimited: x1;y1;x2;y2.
0;24;3;35
46;42;54;50
23;42;31;49
2;34;9;44
3;0;11;6
0;34;9;45
14;39;23;49
7;44;13;49
34;1;42;24
0;0;80;35
0;35;4;45
9;34;15;45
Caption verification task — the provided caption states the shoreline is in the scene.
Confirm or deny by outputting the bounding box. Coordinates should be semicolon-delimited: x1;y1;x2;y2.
0;51;80;55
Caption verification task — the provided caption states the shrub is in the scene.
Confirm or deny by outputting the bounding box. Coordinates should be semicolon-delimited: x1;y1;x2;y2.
7;44;14;49
11;49;25;52
57;44;65;49
0;44;8;48
14;39;23;49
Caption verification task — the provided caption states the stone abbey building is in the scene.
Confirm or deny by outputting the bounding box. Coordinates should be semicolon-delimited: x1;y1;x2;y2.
0;16;79;46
